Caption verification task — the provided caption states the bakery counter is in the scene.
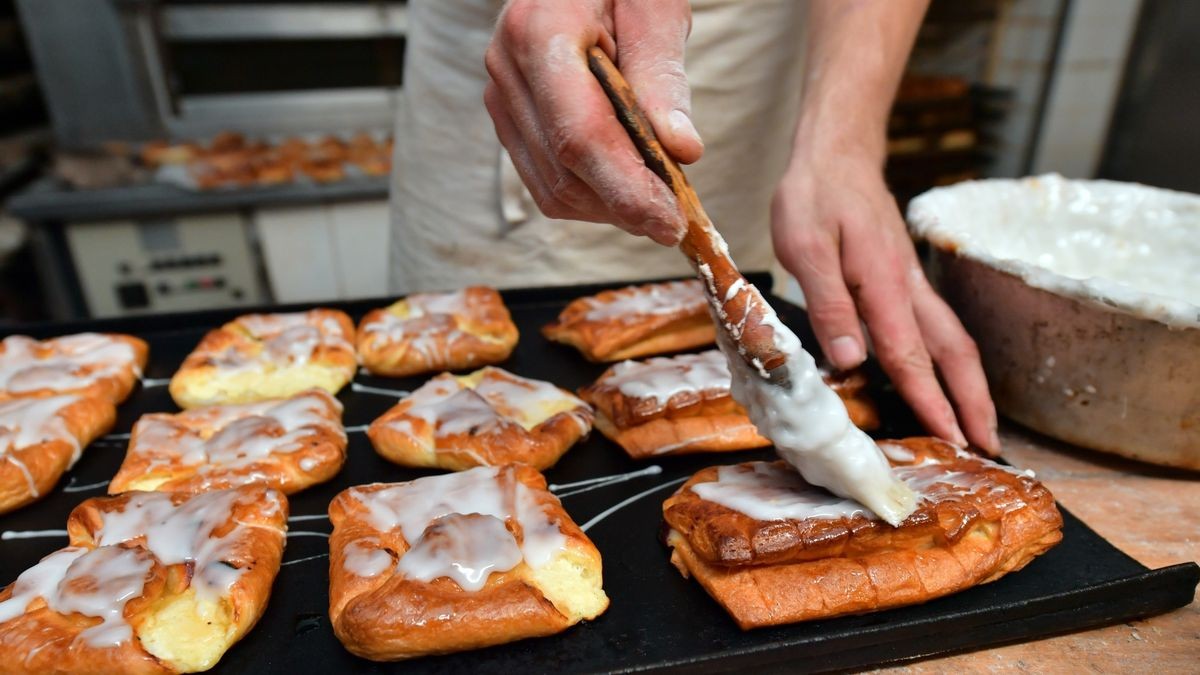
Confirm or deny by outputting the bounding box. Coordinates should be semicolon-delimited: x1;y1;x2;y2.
882;424;1200;673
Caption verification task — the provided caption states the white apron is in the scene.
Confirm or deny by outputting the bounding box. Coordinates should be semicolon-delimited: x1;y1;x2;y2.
389;0;808;293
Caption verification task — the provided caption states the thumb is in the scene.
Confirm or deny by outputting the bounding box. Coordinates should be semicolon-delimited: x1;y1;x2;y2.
613;0;703;164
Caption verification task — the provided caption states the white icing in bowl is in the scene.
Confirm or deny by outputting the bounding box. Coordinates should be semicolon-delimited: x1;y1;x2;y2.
907;174;1200;328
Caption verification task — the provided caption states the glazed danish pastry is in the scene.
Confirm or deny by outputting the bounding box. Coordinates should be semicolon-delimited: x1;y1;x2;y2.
0;485;287;674
328;464;608;660
662;437;1063;629
357;287;519;377
367;366;592;471
542;279;714;361
0;394;116;515
579;350;878;459
0;333;149;404
169;309;356;408
109;389;347;495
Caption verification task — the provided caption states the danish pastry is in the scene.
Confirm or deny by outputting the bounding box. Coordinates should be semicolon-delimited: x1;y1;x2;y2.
328;464;608;660
662;437;1063;629
109;389;347;495
579;350;878;459
0;394;116;515
0;485;288;674
169;309;356;408
367;367;592;471
357;287;519;377
542;279;714;361
0;333;149;404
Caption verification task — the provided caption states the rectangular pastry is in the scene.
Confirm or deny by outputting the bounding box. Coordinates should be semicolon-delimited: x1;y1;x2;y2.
662;437;1063;629
328;465;609;660
542;279;715;361
0;485;288;674
168;309;356;408
0;333;149;404
357;286;519;377
367;366;592;471
579;349;878;459
109;389;347;495
0;394;116;515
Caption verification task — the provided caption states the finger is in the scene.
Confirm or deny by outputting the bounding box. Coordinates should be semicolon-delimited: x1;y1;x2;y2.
910;271;1000;454
771;204;867;370
848;251;967;446
509;20;686;244
613;0;703;164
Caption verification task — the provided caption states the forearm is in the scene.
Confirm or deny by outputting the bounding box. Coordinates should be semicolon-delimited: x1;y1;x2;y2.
794;0;929;163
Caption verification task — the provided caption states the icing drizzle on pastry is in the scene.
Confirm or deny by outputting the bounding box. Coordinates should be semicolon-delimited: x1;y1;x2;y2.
345;466;567;590
599;350;730;405
130;390;344;472
0;334;140;394
362;289;504;363
582;279;707;322
0;395;83;497
218;311;351;370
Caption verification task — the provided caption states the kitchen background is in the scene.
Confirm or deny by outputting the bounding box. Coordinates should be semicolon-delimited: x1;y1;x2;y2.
0;0;1193;324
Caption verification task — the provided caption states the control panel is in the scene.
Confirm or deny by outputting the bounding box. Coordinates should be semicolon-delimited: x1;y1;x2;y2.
65;213;266;317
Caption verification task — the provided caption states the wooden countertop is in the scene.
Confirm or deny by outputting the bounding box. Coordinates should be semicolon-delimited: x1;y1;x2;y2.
878;424;1200;673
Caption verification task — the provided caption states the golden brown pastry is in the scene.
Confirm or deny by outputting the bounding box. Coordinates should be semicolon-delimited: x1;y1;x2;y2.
367;366;592;471
357;287;519;377
0;485;287;674
0;333;149;404
542;279;714;361
0;394;116;515
662;437;1063;629
168;309;356;408
579;350;879;459
328;464;608;660
109;389;346;495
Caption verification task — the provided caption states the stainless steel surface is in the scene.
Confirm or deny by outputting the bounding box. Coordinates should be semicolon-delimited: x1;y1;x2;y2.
171;88;400;139
925;246;1200;469
163;2;408;40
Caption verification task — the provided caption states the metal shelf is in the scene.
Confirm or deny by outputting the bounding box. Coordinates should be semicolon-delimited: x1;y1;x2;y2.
162;2;408;41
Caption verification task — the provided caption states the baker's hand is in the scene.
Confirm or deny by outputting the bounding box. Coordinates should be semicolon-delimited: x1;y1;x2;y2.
484;0;700;245
772;151;1000;454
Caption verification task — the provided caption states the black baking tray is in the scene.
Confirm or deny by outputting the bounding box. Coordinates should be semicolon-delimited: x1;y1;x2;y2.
1;273;1196;673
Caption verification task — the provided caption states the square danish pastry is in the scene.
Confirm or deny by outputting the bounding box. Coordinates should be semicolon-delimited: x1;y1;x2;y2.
367;366;592;471
579;350;878;459
542;279;715;361
0;394;116;515
0;485;287;674
662;437;1063;629
0;333;149;404
328;465;608;660
168;309;356;408
109;389;346;495
357;286;519;377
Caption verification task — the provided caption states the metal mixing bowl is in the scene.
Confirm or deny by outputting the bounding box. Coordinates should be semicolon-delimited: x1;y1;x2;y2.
909;176;1199;469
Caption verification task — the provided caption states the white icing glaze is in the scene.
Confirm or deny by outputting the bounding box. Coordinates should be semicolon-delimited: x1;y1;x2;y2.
361;289;495;361
44;545;155;647
713;304;916;526
908;174;1200;328
211;311;351;370
342;538;394;578
0;334;140;394
0;395;83;497
600;350;730;405
582;279;706;322
394;513;522;591
131;391;343;471
347;466;566;590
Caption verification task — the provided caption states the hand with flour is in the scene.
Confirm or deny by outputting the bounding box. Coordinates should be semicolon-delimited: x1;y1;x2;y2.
484;0;697;245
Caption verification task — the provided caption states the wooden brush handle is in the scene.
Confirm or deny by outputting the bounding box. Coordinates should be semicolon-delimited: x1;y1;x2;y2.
586;46;786;373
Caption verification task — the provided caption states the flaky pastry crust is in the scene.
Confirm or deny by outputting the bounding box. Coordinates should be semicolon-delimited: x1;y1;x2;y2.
169;309;356;408
368;366;592;471
109;389;347;495
662;437;1063;629
0;395;116;515
357;286;519;377
0;333;149;404
328;465;607;660
0;485;287;674
542;280;715;361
